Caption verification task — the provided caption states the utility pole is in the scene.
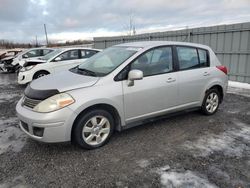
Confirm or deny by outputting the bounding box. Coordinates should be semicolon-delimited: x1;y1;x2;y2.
44;24;49;46
35;35;38;47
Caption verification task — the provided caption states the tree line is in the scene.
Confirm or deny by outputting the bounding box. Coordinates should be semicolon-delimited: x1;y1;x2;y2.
0;39;93;49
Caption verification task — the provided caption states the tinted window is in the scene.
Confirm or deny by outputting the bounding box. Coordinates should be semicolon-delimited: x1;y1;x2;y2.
81;50;98;59
198;49;209;67
177;47;199;70
131;47;173;77
57;50;79;61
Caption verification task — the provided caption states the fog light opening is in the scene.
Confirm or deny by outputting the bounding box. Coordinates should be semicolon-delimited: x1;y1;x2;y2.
33;127;44;137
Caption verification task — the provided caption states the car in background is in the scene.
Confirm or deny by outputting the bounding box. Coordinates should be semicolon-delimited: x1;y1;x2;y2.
16;41;228;149
3;48;54;73
18;47;100;84
0;49;22;72
0;49;22;60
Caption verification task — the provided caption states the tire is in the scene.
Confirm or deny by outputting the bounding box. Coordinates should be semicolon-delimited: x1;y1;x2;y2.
72;109;115;149
201;88;221;115
33;71;49;80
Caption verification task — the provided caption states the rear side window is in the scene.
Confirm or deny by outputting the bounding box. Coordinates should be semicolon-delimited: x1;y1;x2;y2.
81;50;98;59
198;49;209;67
177;47;199;70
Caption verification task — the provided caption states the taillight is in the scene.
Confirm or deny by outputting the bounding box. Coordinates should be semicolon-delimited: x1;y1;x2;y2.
216;66;228;75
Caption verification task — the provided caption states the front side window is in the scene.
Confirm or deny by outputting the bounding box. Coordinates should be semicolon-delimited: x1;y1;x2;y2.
23;49;42;58
130;47;173;77
56;50;79;61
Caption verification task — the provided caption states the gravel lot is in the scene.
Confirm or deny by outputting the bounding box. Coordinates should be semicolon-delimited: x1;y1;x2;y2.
0;73;249;188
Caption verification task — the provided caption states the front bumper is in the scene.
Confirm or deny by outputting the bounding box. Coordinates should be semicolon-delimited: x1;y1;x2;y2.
18;71;33;85
16;99;77;143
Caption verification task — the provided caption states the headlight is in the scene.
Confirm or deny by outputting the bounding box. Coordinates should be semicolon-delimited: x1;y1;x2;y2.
20;65;35;72
33;93;75;113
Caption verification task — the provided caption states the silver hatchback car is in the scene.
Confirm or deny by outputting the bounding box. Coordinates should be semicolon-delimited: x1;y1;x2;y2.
16;41;228;149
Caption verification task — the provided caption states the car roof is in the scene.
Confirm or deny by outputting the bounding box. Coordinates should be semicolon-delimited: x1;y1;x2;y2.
116;41;210;50
58;47;101;51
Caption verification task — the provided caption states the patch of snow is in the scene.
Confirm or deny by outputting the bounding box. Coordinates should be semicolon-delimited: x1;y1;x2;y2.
183;121;250;157
0;176;30;188
157;168;218;188
228;81;250;90
227;87;250;97
0;118;26;155
137;159;150;168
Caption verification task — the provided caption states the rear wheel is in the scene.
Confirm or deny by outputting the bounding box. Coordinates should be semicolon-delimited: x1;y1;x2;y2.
201;89;220;115
33;71;49;80
72;109;114;149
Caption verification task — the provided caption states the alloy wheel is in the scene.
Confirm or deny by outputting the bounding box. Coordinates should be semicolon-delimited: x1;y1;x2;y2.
82;116;111;146
205;92;219;113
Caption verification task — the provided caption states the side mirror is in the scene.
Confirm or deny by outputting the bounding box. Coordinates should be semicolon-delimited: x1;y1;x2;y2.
127;69;143;86
54;57;61;61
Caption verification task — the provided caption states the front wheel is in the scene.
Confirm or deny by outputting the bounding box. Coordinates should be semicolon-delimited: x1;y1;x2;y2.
72;109;114;149
201;89;220;115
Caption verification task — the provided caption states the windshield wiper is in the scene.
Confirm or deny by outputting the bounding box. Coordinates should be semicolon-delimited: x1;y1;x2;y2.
77;67;97;77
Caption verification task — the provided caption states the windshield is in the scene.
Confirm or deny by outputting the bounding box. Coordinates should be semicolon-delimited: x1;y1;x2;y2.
77;47;138;76
40;49;62;61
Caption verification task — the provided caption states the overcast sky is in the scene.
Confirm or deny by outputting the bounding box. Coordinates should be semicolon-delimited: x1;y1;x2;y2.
0;0;250;43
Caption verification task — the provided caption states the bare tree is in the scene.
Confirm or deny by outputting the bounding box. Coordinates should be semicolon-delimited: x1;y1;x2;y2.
123;13;136;36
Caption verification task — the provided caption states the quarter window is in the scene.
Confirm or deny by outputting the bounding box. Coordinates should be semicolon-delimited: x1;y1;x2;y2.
177;47;199;70
198;49;209;67
131;47;173;77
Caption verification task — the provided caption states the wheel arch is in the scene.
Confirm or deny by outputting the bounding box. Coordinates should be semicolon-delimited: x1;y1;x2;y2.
33;69;50;79
70;103;122;141
207;85;224;103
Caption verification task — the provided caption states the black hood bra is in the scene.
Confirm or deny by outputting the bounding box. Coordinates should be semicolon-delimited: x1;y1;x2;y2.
24;84;59;100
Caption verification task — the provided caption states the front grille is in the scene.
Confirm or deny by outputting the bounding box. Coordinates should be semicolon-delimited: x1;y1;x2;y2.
22;96;41;109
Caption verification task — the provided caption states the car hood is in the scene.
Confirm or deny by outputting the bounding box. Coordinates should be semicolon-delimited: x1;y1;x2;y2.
1;56;14;61
30;70;100;93
22;59;46;67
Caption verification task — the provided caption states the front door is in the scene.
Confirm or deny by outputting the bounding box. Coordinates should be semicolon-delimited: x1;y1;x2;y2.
122;46;179;124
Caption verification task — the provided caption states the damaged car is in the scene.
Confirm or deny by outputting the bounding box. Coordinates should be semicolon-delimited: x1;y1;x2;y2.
3;48;54;73
0;49;22;72
17;47;100;84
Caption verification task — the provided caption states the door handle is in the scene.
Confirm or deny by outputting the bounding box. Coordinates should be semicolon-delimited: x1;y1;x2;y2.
166;78;176;83
203;72;210;76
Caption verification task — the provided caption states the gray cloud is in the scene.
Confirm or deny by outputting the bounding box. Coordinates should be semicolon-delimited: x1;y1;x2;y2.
0;0;250;43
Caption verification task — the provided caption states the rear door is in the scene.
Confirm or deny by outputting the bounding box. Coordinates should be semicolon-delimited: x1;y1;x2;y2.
121;46;179;123
175;46;211;106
